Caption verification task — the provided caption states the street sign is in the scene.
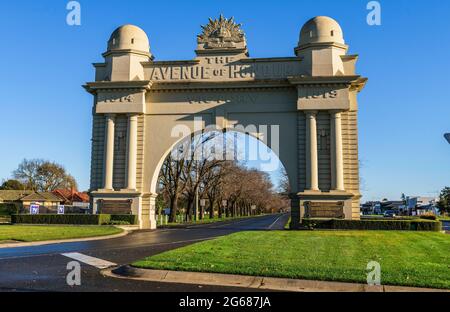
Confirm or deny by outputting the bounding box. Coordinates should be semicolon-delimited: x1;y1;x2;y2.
30;204;40;215
445;133;450;144
58;205;65;215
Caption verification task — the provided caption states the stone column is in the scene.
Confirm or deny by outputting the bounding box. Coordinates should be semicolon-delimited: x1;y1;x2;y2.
125;114;138;190
305;111;319;191
140;194;157;230
331;111;345;191
103;114;115;190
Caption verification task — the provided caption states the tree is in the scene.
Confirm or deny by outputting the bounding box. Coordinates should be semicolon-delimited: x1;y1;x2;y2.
437;187;450;215
0;179;26;190
13;159;77;192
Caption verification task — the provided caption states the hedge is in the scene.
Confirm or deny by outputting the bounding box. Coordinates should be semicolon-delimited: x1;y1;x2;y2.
298;219;442;232
11;214;139;225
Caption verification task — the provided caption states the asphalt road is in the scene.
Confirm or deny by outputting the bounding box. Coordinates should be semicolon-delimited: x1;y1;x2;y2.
0;213;289;292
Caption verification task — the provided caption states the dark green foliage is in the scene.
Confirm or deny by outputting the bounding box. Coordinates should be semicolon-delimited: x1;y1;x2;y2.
109;214;138;225
299;219;441;231
11;214;138;225
0;204;18;216
419;214;437;221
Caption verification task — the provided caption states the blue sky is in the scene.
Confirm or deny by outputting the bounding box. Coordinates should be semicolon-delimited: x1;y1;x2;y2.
0;0;449;201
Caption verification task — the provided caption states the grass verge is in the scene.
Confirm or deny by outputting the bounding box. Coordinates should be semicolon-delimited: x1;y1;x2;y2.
133;230;450;289
0;225;123;243
158;214;267;227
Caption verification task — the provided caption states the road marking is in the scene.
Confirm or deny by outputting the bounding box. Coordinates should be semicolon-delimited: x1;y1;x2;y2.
61;252;117;269
268;214;286;229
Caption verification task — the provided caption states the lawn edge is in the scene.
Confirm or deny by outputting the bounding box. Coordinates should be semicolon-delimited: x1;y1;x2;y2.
0;226;129;249
103;265;449;292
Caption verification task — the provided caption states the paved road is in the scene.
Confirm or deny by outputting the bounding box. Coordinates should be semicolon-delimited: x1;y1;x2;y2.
0;213;289;292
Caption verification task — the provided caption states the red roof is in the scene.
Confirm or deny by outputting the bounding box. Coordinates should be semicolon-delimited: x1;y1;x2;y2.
53;189;89;203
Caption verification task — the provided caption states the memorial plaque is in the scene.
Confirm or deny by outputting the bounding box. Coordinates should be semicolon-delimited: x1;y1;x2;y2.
99;200;132;214
306;201;345;219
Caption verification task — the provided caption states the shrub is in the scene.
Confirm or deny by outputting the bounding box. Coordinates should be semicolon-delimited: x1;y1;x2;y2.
419;214;437;221
107;220;131;225
0;203;18;216
11;214;112;225
110;214;138;225
11;214;138;225
299;219;441;232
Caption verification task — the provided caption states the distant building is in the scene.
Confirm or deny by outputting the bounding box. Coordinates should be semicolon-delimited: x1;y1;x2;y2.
53;189;90;208
361;196;439;216
0;190;62;213
361;200;405;215
406;196;439;215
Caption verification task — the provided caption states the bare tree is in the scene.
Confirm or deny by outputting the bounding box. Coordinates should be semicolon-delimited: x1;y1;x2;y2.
13;159;77;192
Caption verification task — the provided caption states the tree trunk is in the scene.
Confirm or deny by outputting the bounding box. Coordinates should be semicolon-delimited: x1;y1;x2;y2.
218;200;222;218
169;195;178;223
209;197;215;219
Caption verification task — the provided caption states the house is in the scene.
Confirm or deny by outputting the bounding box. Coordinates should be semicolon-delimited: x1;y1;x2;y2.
0;190;62;213
0;190;34;211
53;189;90;208
19;192;63;213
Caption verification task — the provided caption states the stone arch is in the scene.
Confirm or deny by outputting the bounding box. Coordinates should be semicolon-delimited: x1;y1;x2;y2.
85;15;367;229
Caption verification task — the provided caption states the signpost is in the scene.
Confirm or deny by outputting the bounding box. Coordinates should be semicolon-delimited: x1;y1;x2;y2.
58;205;65;215
30;204;40;215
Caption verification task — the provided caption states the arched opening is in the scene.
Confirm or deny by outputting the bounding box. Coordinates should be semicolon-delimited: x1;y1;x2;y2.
152;129;291;225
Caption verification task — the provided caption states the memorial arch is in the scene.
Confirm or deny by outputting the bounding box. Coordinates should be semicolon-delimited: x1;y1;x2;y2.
84;15;367;229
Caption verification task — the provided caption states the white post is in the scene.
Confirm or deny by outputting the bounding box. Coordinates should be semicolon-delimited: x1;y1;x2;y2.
306;111;319;191
103;114;115;190
125;114;138;190
331;111;345;191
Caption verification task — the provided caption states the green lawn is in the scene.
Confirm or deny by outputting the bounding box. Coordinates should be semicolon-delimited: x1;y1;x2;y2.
133;231;450;289
0;225;123;243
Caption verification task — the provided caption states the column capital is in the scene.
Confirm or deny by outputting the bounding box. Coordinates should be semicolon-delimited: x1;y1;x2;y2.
305;110;318;116
329;110;344;116
105;113;116;119
127;113;139;118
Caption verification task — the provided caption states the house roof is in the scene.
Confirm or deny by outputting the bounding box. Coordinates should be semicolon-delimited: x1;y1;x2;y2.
0;190;34;201
21;192;62;202
53;189;90;203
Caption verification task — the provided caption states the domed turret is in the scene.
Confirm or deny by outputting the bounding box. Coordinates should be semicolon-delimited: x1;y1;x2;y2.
295;16;348;76
107;24;151;55
100;24;152;81
299;16;344;47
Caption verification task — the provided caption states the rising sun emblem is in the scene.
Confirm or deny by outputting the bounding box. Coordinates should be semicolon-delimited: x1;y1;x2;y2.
198;14;245;49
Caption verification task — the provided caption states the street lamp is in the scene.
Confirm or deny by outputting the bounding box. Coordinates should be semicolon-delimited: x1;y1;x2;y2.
445;133;450;144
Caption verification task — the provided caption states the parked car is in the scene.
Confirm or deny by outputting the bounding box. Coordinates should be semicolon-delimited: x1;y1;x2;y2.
383;210;397;218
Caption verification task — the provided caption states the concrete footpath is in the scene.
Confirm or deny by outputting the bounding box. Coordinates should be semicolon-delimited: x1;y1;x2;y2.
104;265;449;293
